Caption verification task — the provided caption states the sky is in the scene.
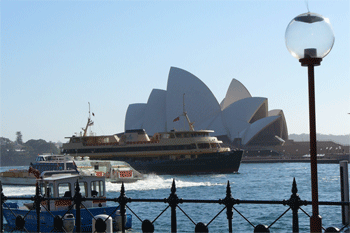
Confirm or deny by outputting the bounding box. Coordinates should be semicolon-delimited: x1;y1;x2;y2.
1;0;349;143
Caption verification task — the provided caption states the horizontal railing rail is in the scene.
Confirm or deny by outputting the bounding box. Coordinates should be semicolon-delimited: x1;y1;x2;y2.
1;178;349;233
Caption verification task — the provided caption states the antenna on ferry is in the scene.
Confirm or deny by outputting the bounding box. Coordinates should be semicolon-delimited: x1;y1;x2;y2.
182;94;195;131
83;102;94;137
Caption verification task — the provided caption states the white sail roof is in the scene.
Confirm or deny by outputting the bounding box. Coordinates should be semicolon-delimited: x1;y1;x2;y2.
220;79;252;110
166;67;221;131
124;104;146;131
142;89;167;136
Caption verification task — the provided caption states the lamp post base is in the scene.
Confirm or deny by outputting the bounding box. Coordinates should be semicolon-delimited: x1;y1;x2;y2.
310;215;322;233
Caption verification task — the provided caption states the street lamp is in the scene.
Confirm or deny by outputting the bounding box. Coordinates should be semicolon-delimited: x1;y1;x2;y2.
285;12;334;233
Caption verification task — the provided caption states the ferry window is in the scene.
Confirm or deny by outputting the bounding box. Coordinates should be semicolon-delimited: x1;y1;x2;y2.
77;182;87;197
198;143;210;149
163;134;170;139
58;183;71;197
94;165;99;170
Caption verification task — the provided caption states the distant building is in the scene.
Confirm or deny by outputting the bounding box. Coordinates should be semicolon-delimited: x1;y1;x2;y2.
125;67;288;147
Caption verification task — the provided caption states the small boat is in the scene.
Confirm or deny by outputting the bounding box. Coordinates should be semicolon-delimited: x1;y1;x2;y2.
0;154;78;186
2;171;132;232
0;154;143;185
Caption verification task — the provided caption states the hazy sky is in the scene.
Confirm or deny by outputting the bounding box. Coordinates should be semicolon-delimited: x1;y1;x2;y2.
1;0;349;143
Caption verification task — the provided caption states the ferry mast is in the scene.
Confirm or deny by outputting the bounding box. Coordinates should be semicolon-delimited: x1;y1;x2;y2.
82;102;94;137
183;93;195;131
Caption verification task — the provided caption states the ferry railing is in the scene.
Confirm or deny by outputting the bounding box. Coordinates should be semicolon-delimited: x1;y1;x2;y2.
1;179;349;233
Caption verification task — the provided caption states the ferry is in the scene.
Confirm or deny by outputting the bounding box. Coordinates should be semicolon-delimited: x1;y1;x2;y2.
2;171;132;232
62;107;243;174
0;154;143;185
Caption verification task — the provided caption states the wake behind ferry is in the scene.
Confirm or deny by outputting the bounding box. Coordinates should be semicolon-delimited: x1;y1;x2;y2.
62;106;243;174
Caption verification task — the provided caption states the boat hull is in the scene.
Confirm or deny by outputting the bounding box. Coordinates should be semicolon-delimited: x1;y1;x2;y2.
3;205;132;232
104;150;243;175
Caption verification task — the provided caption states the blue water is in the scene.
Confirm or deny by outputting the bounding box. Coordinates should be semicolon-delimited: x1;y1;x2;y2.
1;163;348;232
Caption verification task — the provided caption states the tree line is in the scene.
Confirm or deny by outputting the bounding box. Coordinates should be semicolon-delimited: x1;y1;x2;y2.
0;132;60;167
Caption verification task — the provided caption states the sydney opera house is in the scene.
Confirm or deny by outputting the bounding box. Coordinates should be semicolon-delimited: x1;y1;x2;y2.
125;67;288;147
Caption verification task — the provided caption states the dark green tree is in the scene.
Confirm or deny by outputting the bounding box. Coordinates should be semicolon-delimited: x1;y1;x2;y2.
24;139;59;157
0;137;16;166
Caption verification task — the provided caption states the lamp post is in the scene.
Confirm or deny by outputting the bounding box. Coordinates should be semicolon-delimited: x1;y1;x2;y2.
285;12;334;232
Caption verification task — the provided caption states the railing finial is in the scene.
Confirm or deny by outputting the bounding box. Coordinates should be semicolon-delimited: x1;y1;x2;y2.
171;179;176;194
75;179;80;193
121;182;125;197
292;177;298;195
226;181;232;198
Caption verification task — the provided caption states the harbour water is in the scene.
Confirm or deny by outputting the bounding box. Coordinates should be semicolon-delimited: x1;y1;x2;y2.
1;162;348;232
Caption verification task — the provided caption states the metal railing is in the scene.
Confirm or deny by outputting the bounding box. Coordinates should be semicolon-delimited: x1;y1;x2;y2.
1;178;349;233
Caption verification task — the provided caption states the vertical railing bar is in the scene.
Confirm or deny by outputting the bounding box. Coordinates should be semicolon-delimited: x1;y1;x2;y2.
268;207;291;228
170;199;177;233
167;179;181;233
207;206;226;226
232;206;255;227
119;183;128;233
74;180;82;233
34;183;41;233
176;204;196;225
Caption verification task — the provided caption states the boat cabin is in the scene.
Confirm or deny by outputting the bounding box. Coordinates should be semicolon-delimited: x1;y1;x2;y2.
36;173;106;211
32;154;76;173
